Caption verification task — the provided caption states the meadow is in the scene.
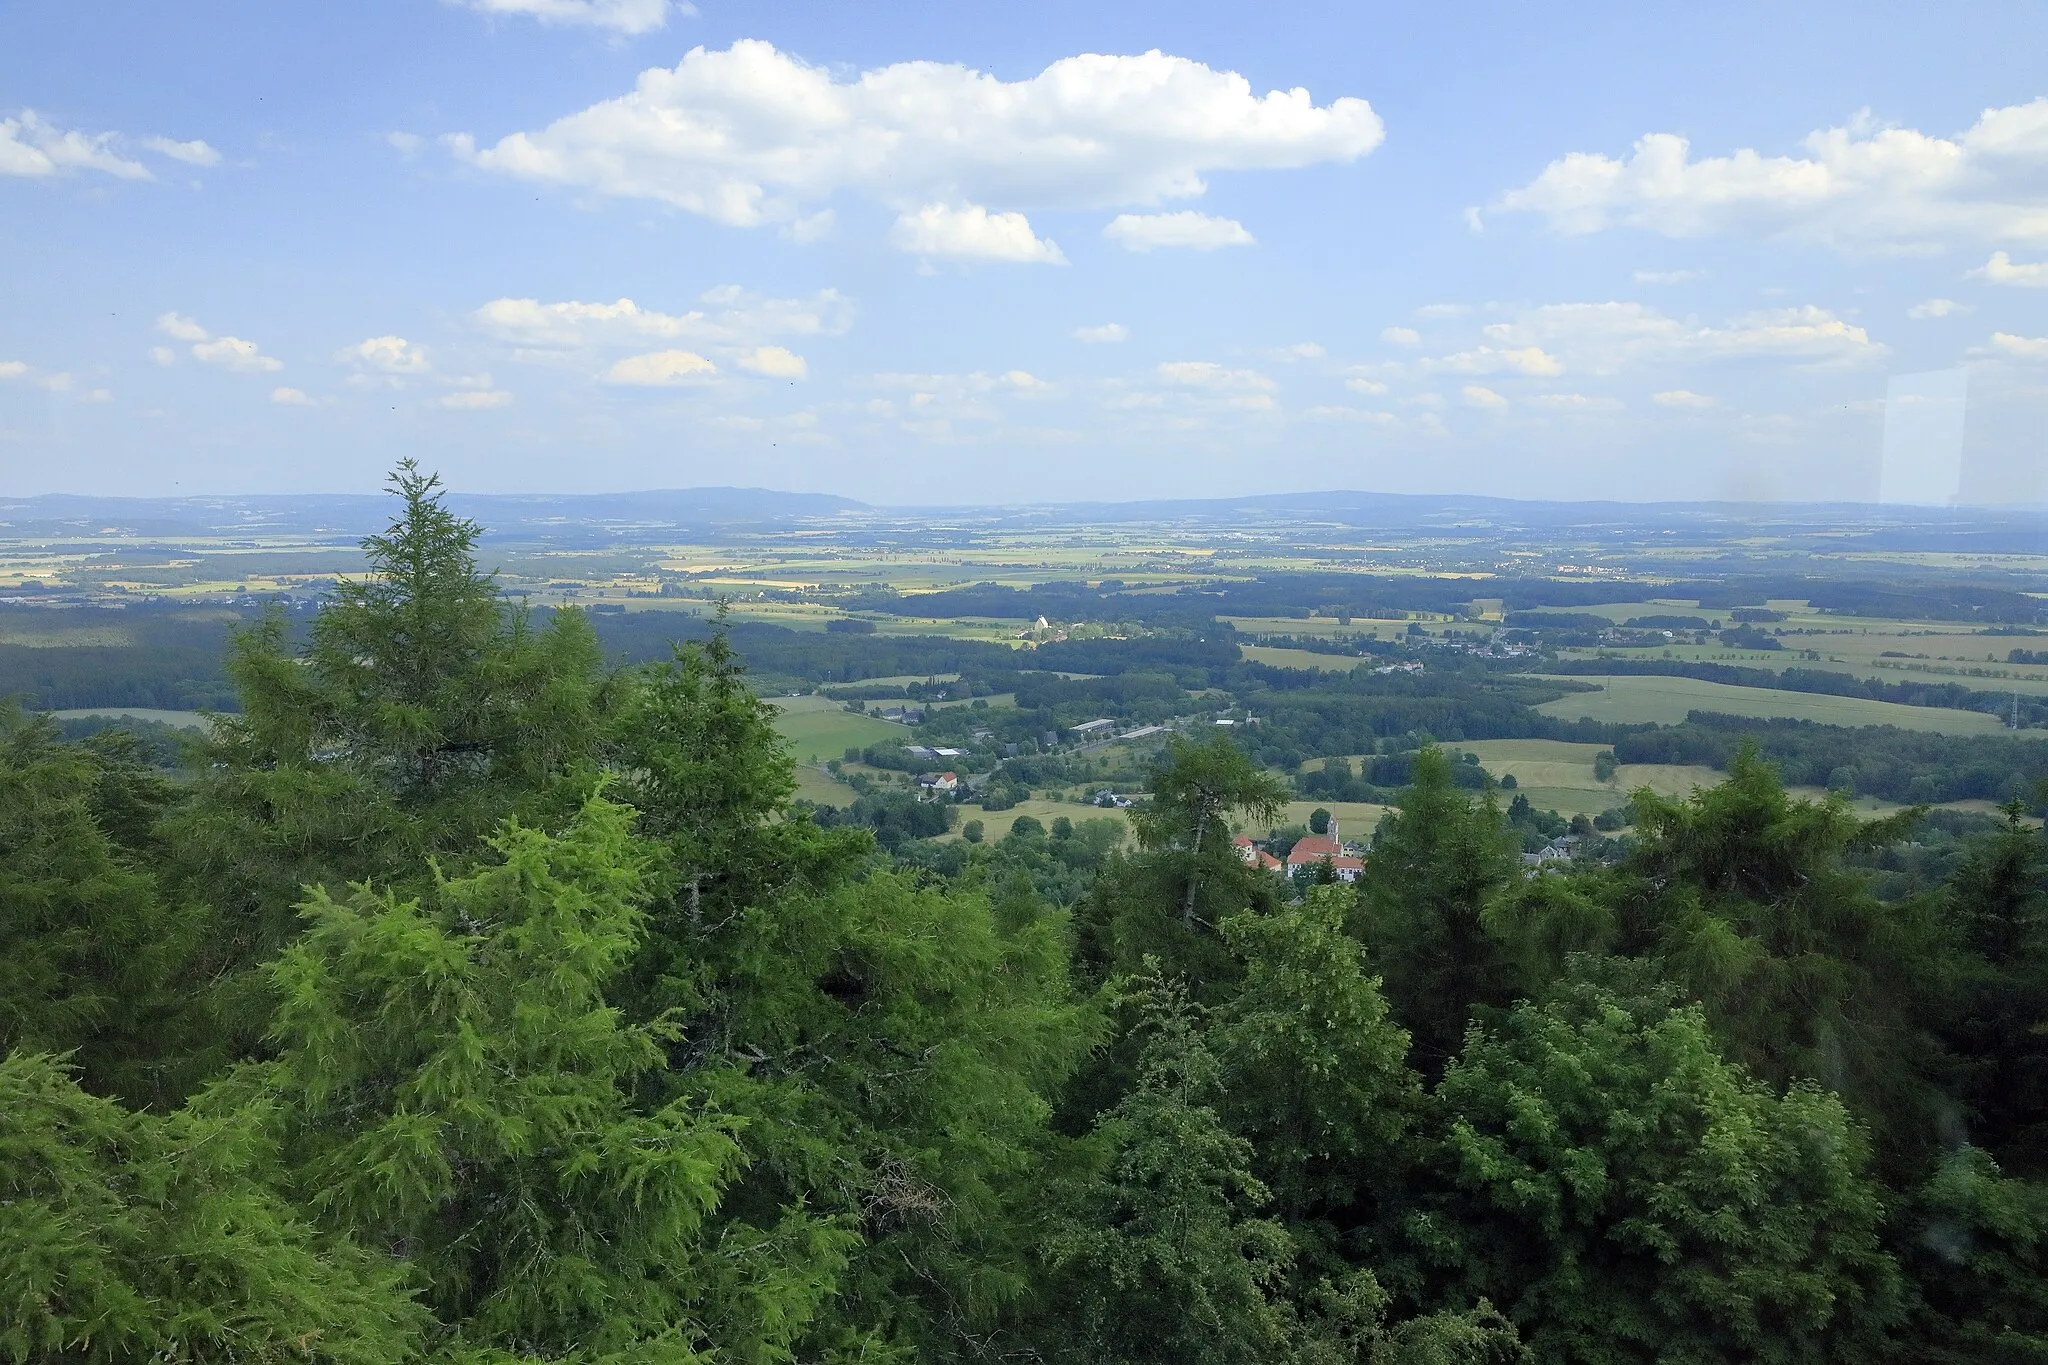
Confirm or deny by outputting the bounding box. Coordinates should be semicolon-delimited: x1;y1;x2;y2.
1533;673;2009;734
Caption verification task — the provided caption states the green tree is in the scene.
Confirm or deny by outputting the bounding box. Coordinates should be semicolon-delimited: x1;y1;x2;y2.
170;461;618;988
0;706;196;1107
1134;734;1287;925
1623;748;1946;1157
1425;980;1902;1364
249;795;844;1362
1356;748;1520;1075
1039;969;1301;1365
1309;807;1332;836
0;1051;423;1365
1898;1147;2048;1363
1938;802;2048;1173
1213;890;1420;1225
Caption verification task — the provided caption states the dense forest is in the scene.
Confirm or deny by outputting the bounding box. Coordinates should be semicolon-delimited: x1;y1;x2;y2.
9;466;2048;1363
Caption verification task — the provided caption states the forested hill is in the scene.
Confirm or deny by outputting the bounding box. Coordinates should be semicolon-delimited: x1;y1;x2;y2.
10;464;2048;1363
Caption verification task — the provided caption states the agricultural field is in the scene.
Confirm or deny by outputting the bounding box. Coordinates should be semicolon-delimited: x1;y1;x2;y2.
766;695;909;764
1533;673;2009;734
50;706;211;730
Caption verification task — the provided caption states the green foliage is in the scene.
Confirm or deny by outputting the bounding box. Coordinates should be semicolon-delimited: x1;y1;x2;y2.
0;706;195;1106
1039;969;1300;1365
1900;1148;2048;1363
1213;890;1420;1222
0;1050;423;1365
256;796;796;1361
1426;981;1902;1364
1356;747;1520;1073
1623;747;1947;1154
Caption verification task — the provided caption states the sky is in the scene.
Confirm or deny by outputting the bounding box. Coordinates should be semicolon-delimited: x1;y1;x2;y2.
3;0;2046;505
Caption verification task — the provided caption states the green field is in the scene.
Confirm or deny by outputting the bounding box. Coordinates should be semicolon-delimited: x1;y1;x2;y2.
1532;674;2008;734
767;695;909;763
1239;645;1366;670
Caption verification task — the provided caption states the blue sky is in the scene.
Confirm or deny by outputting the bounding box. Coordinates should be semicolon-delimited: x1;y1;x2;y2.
3;0;2045;504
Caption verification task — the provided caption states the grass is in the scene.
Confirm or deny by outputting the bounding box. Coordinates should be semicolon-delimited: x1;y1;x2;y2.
767;695;910;763
1532;674;2008;734
1239;645;1366;671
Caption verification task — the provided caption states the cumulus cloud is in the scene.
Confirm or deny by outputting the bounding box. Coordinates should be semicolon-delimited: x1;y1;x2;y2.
148;346;177;366
1074;322;1128;343
1345;375;1388;394
889;203;1065;263
1276;342;1324;360
344;335;430;373
1102;210;1255;251
604;349;718;385
1420;345;1564;377
448;0;678;34
142;136;221;167
0;361;25;380
1380;326;1421;345
271;387;320;406
1971;251;2048;286
1494;100;2048;250
1474;302;1883;372
156;312;282;372
1461;384;1508;408
474;287;851;350
1907;298;1968;319
1992;332;2048;360
735;345;807;379
1653;389;1715;407
0;110;150;180
155;313;209;343
1632;268;1702;283
453;40;1382;240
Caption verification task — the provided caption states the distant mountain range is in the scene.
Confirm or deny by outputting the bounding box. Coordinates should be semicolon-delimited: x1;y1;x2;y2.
3;486;2045;551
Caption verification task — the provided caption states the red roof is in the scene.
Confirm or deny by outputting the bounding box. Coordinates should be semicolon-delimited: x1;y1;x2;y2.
1286;834;1344;867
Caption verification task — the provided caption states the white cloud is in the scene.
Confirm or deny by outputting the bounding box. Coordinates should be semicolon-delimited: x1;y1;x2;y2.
1530;392;1622;411
1477;302;1883;372
1277;342;1324;360
455;40;1383;238
1653;389;1715;408
1992;332;2048;360
448;0;677;34
1633;268;1702;284
155;312;209;342
0;110;150;180
142;136;220;167
387;131;425;157
1074;323;1128;343
1496;100;2048;250
889;203;1065;263
192;336;284;373
1344;375;1388;394
440;388;514;409
1907;298;1968;319
475;287;851;350
148;346;177;366
156;314;282;372
1971;251;2048;286
0;361;24;380
1421;345;1564;377
1002;370;1049;390
1461;384;1508;408
735;345;807;379
344;335;430;373
1415;303;1470;318
271;386;319;406
1157;361;1275;391
604;349;718;385
1380;326;1421;345
1103;210;1255;251
1303;404;1396;423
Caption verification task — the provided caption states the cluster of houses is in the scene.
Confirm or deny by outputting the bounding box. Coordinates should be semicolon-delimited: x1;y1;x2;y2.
1233;819;1366;882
